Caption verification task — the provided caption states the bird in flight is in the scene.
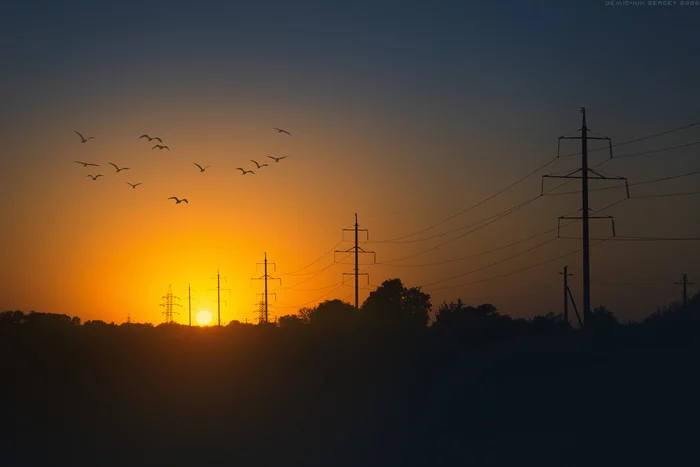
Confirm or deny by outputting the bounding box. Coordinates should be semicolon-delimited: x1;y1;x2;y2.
153;145;170;151
274;128;291;135
267;156;288;163
126;182;142;189
236;168;255;175
168;197;188;204
87;174;103;180
74;160;100;167
109;162;130;173
139;134;163;143
250;160;269;169
74;131;95;143
193;162;210;172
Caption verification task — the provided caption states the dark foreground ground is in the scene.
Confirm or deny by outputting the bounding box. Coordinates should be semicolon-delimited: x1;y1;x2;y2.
3;324;700;466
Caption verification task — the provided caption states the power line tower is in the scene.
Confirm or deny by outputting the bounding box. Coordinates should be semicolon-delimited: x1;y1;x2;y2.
209;270;231;326
335;213;376;310
160;285;182;324
188;283;192;326
255;298;266;325
543;107;628;328
252;253;281;324
674;273;694;307
126;313;132;324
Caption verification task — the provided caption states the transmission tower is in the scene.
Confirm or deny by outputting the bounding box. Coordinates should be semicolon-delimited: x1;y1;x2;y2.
543;108;628;328
252;253;281;323
209;270;231;326
335;213;376;309
126;313;132;324
160;284;182;324
674;273;695;307
255;298;266;325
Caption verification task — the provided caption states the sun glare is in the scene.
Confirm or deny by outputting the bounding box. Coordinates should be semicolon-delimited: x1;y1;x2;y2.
196;310;212;326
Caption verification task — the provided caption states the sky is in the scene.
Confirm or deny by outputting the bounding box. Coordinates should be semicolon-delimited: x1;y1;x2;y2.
1;0;699;325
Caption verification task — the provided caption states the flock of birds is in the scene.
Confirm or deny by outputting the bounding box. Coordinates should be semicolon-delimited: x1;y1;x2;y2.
72;128;292;204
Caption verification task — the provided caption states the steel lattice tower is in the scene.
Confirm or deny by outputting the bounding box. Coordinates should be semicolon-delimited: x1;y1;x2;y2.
160;284;182;324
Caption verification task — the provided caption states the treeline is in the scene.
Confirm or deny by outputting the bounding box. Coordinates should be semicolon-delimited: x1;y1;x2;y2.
3;278;700;466
4;277;698;342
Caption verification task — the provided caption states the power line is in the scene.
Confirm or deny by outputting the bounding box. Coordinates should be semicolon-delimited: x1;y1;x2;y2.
612;140;700;160
544;169;700;197
277;253;351;291
559;120;700;158
375;227;558;268
631;190;700;199
424;237;612;293
369;197;533;245
380;194;541;265
616;237;700;242
421;236;559;288
370;120;700;245
373;157;559;243
277;241;344;276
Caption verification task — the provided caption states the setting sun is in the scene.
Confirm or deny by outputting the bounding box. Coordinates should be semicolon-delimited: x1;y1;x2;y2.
196;310;212;326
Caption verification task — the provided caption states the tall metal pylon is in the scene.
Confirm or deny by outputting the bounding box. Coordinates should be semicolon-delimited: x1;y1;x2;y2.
674;273;695;307
335;213;376;310
252;253;281;323
160;284;182;324
209;270;231;326
543;108;628;328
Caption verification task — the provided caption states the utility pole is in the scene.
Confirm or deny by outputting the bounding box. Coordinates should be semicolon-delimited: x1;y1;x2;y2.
559;266;574;325
209;270;231;326
217;272;220;326
335;213;376;309
252;253;281;323
674;273;695;307
160;284;182;324
543;108;627;328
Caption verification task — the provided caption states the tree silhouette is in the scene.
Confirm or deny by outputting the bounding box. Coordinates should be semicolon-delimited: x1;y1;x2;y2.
361;278;431;328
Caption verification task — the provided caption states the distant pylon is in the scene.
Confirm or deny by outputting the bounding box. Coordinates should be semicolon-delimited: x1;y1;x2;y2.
336;213;376;309
126;313;132;324
209;270;231;326
257;300;265;324
674;273;695;307
252;253;281;323
160;285;182;324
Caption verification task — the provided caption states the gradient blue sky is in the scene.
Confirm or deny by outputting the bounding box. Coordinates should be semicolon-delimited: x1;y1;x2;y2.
1;0;699;323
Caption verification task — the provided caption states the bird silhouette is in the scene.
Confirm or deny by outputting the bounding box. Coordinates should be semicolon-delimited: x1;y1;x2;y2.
152;145;170;151
109;162;130;173
250;160;269;169
236;168;255;175
126;182;142;189
74;131;95;143
87;174;103;180
267;156;288;163
139;134;163;143
168;197;188;204
193;162;210;172
74;160;100;167
274;128;291;135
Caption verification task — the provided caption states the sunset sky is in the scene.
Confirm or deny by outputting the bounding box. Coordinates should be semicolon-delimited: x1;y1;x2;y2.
1;1;699;324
